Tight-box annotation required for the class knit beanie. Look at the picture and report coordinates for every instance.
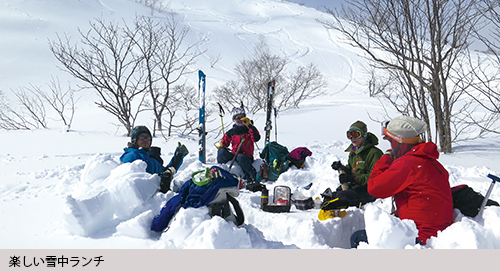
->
[232,107,246,120]
[130,126,152,141]
[386,116,426,139]
[348,120,367,137]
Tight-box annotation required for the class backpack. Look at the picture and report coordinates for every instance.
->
[207,187,245,226]
[257,141,290,182]
[151,166,244,232]
[451,184,499,217]
[289,147,312,168]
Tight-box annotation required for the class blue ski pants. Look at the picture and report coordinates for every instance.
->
[217,147,257,181]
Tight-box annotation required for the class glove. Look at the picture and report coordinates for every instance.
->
[384,149,395,159]
[215,141,224,149]
[339,173,355,191]
[331,161,343,171]
[159,166,176,193]
[339,172,355,185]
[240,117,251,127]
[175,142,189,157]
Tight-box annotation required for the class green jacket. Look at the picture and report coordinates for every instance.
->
[343,132,383,187]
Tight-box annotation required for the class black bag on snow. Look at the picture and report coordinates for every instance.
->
[262,185,291,213]
[451,184,499,217]
[292,197,314,210]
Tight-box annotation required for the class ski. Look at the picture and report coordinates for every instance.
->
[264,81,275,145]
[198,70,206,163]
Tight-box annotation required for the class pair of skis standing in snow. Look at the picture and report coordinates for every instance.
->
[199,71,278,186]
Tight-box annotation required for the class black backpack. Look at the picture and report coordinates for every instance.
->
[451,184,499,217]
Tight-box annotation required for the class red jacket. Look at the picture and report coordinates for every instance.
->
[368,141,453,243]
[221,124,260,158]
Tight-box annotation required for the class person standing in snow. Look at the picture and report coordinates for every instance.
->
[216,107,261,184]
[322,120,383,210]
[120,125,189,193]
[352,116,453,247]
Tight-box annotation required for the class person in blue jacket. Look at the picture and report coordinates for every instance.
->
[120,125,189,193]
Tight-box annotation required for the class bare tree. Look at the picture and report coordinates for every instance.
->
[126,14,205,135]
[463,4,500,135]
[0,87,49,130]
[159,84,202,137]
[0,91,32,130]
[321,0,491,153]
[50,17,148,136]
[30,76,79,131]
[0,78,79,131]
[210,54,222,68]
[213,37,327,113]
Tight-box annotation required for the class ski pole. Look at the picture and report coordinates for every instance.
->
[478,173,499,215]
[218,102,225,135]
[273,107,277,142]
[229,138,245,170]
[254,141,260,151]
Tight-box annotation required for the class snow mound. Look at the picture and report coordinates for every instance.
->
[63,154,162,237]
[359,203,418,249]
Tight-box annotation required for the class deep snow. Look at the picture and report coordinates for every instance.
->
[1,0,500,252]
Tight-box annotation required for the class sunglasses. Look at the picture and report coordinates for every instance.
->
[138,135,152,141]
[346,129,363,139]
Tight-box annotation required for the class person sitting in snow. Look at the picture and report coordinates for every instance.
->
[120,125,189,193]
[351,116,454,247]
[322,120,383,211]
[215,107,261,184]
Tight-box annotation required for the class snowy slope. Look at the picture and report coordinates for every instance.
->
[1,0,500,251]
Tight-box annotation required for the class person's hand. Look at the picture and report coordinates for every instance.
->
[240,117,251,127]
[159,166,176,193]
[339,173,355,185]
[215,141,224,149]
[331,161,343,171]
[176,142,189,157]
[384,149,395,159]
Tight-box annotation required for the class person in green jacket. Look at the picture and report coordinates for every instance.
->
[321,120,383,210]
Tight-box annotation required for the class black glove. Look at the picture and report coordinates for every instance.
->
[339,173,355,185]
[159,174,172,193]
[331,161,343,171]
[159,167,175,193]
[148,146,164,165]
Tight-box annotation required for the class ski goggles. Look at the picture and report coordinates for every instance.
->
[234,114,245,120]
[138,135,152,141]
[346,127,364,139]
[381,120,421,144]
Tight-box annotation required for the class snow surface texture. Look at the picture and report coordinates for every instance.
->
[1,0,500,249]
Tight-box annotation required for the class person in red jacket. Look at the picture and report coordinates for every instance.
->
[351,116,453,247]
[216,107,261,183]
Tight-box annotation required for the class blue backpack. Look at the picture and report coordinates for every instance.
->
[151,166,244,232]
[257,141,290,182]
